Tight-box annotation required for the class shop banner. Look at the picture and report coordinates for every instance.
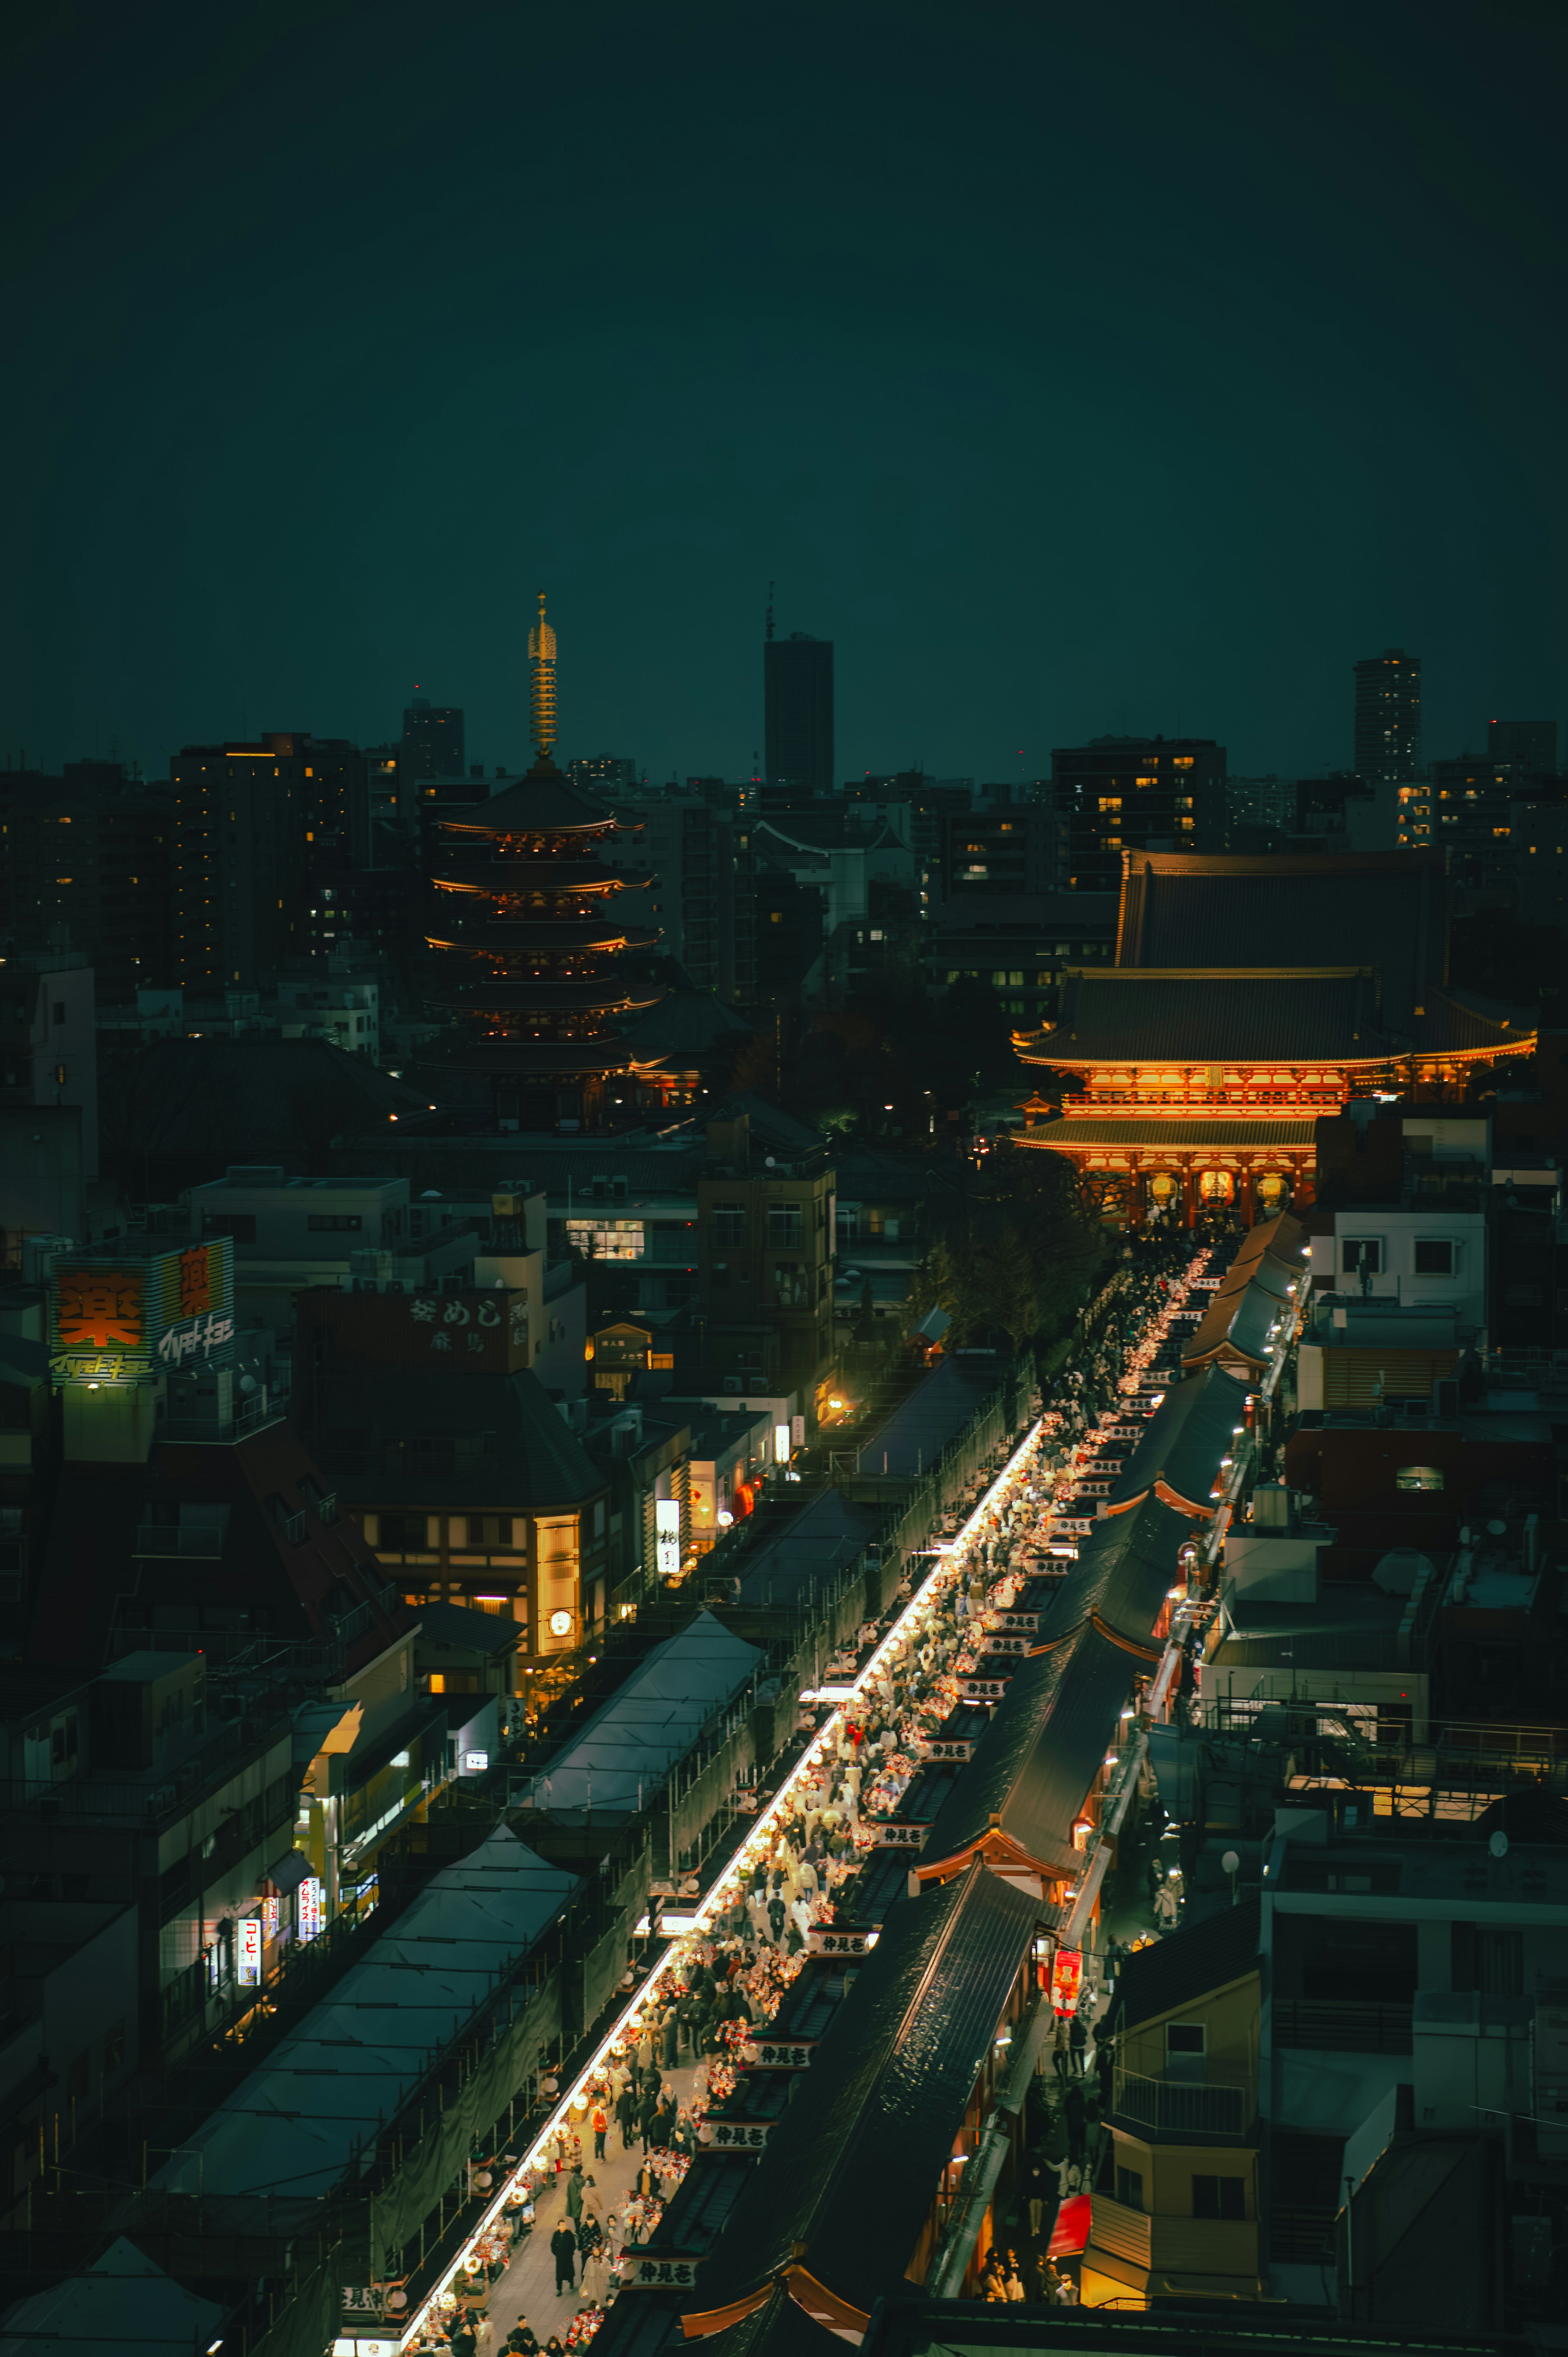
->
[806,1924,874,1955]
[706,2119,773,2150]
[742,2038,815,2067]
[875,1822,924,1848]
[623,2255,702,2290]
[959,1676,1011,1701]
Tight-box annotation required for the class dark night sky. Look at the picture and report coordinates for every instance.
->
[5,0,1566,785]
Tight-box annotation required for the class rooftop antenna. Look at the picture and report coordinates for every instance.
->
[765,582,775,642]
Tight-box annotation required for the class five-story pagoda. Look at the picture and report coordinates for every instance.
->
[425,595,664,1130]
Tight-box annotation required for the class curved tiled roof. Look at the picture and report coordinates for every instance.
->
[1023,968,1381,1065]
[1116,849,1443,1025]
[439,769,617,836]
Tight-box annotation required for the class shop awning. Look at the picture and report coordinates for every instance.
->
[521,1610,762,1818]
[153,1826,575,2203]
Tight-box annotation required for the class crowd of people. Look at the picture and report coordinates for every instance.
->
[412,1235,1208,2345]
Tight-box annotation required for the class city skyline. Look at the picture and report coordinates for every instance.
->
[4,4,1565,785]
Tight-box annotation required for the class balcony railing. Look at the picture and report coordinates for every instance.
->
[1111,2067,1253,2139]
[134,1522,227,1559]
[1273,1996,1413,2054]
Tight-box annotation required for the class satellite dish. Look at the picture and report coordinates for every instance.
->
[1221,1849,1240,1874]
[765,1155,776,1167]
[1486,1519,1507,1537]
[1489,1830,1509,1859]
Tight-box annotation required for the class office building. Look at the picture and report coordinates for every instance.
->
[696,1108,835,1401]
[940,800,1057,899]
[170,737,310,990]
[1051,736,1227,894]
[567,753,638,793]
[0,763,175,1004]
[400,695,465,783]
[0,943,99,1188]
[606,794,758,1005]
[764,628,834,795]
[1488,716,1556,773]
[1353,647,1421,782]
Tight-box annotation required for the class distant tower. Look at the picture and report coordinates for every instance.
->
[764,622,835,795]
[528,591,559,770]
[423,595,664,1132]
[1353,648,1422,783]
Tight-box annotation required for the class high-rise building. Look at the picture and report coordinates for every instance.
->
[170,738,309,990]
[1488,717,1557,774]
[423,596,665,1131]
[1353,647,1422,782]
[400,694,465,783]
[1051,737,1227,894]
[568,754,638,794]
[0,762,174,1003]
[764,629,834,795]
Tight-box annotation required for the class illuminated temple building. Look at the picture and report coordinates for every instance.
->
[425,596,666,1131]
[1015,848,1536,1223]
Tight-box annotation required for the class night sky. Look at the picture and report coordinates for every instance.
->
[6,1,1565,785]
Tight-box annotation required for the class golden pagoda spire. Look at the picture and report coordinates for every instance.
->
[528,589,559,769]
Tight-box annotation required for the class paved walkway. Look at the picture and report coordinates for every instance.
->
[478,2059,702,2345]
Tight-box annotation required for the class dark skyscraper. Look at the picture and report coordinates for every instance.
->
[1353,648,1422,783]
[1488,717,1557,774]
[401,693,465,782]
[764,629,834,795]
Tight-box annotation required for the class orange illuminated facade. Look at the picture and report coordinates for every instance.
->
[1014,850,1535,1225]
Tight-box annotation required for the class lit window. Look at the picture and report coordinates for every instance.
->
[1394,1465,1443,1491]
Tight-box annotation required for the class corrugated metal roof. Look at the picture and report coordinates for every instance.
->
[734,1489,875,1609]
[860,1358,995,1479]
[519,1610,762,1815]
[151,1827,575,2202]
[1019,1117,1319,1147]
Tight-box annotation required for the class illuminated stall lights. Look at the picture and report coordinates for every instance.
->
[393,1264,1199,2351]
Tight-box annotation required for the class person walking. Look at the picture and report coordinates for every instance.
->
[1022,2151,1048,2240]
[566,2165,586,2227]
[1064,2081,1087,2171]
[549,2221,577,2297]
[1052,2012,1070,2081]
[615,2083,637,2151]
[590,2101,608,2161]
[662,2004,680,2072]
[1068,2008,1088,2076]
